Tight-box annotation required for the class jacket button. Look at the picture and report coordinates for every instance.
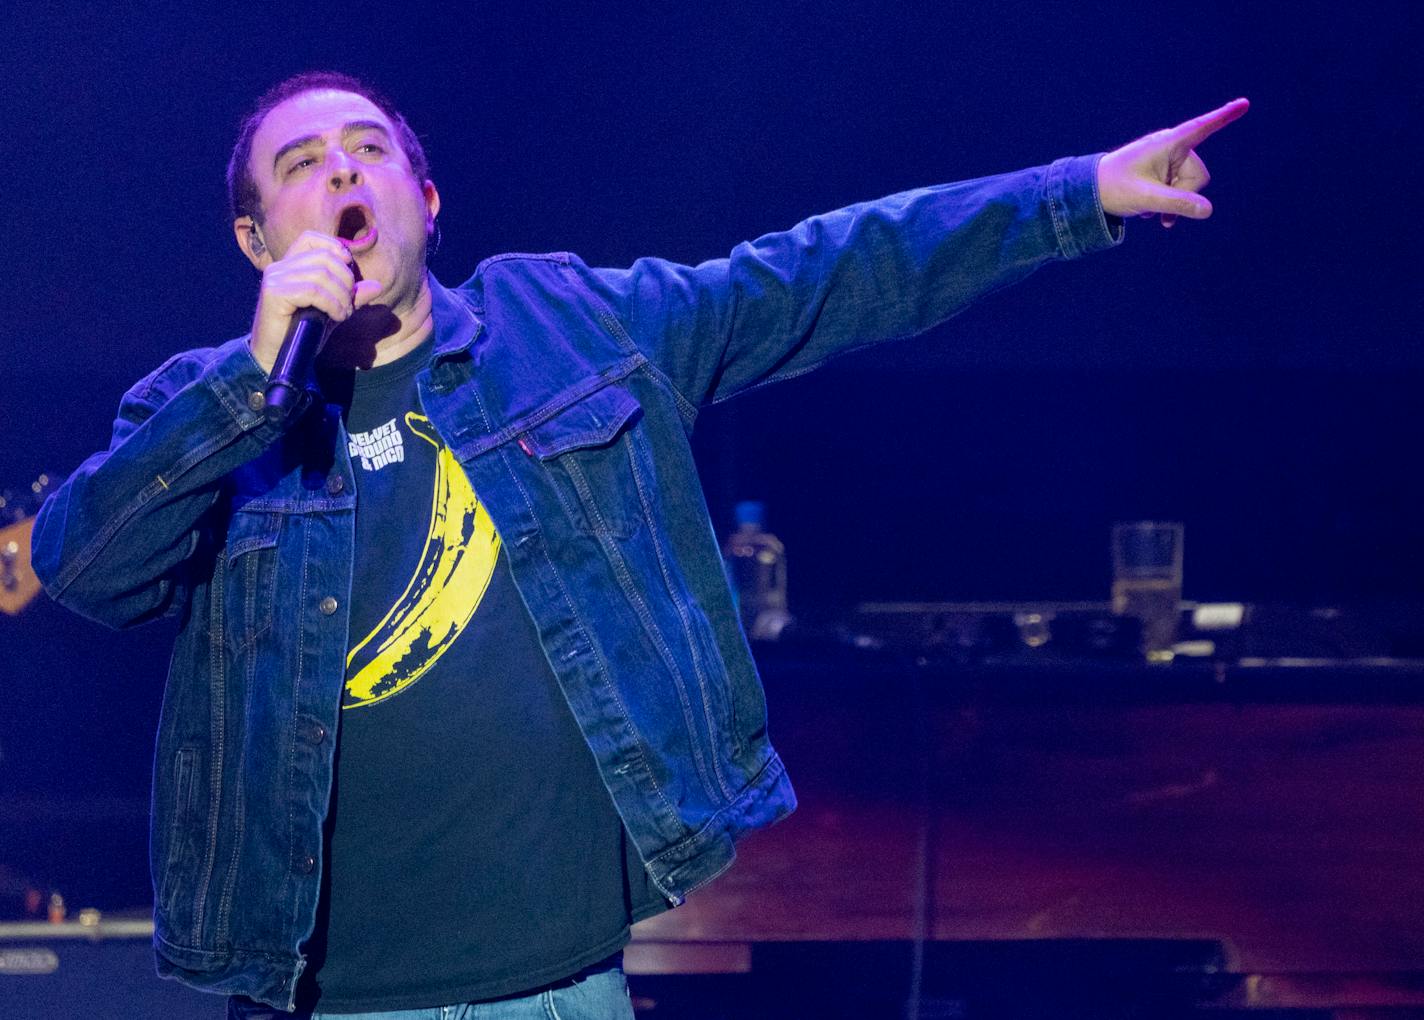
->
[326,474,344,495]
[319,596,338,615]
[247,390,266,412]
[307,722,327,744]
[299,854,316,874]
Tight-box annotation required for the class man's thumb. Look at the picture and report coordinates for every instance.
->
[354,279,385,307]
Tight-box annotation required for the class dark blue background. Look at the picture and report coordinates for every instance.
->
[1,1,1419,908]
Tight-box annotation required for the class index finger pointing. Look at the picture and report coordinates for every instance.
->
[1169,97,1250,149]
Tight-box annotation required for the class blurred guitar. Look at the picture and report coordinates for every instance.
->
[0,473,54,615]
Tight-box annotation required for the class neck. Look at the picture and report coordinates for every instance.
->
[321,274,435,371]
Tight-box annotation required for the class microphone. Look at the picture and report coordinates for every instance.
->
[263,308,330,424]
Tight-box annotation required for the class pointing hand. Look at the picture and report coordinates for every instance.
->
[1097,98,1249,229]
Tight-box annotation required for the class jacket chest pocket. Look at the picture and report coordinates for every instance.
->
[520,386,647,540]
[223,510,282,651]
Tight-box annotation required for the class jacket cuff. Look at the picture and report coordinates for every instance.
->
[201,339,289,438]
[1047,153,1125,259]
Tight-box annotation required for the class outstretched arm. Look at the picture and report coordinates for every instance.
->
[585,99,1253,408]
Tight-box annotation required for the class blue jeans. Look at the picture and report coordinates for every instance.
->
[226,955,635,1020]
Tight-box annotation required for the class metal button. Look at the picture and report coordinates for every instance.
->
[307,722,327,745]
[247,390,266,412]
[325,474,344,495]
[319,596,338,615]
[299,854,316,874]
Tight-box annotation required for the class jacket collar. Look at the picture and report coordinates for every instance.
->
[428,273,484,360]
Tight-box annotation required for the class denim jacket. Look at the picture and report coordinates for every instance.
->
[32,155,1120,1009]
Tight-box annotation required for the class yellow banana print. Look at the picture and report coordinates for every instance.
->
[344,413,500,708]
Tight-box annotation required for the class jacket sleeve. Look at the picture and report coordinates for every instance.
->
[589,154,1122,410]
[31,340,285,629]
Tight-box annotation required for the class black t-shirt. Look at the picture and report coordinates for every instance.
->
[297,340,662,1014]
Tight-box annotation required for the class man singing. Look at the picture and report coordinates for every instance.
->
[31,71,1246,1018]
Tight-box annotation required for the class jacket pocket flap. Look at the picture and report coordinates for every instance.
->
[522,386,642,460]
[225,511,281,563]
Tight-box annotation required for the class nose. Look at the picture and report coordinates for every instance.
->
[327,155,361,193]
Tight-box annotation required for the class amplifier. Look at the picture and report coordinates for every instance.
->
[846,601,1142,660]
[0,919,219,1019]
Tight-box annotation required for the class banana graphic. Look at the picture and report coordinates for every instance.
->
[344,413,500,708]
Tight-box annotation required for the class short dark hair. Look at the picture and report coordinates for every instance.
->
[226,71,431,224]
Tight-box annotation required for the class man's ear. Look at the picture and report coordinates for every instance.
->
[234,216,272,270]
[423,180,441,232]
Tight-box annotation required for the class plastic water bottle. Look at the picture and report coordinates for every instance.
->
[722,501,790,641]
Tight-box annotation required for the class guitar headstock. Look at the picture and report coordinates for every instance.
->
[1,473,56,616]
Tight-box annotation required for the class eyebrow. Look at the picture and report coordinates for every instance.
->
[270,120,394,176]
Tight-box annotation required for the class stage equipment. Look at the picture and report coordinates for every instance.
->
[0,917,214,1019]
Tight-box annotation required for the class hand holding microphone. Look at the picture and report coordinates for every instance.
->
[248,230,383,421]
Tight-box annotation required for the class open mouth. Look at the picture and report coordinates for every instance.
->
[334,204,378,252]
